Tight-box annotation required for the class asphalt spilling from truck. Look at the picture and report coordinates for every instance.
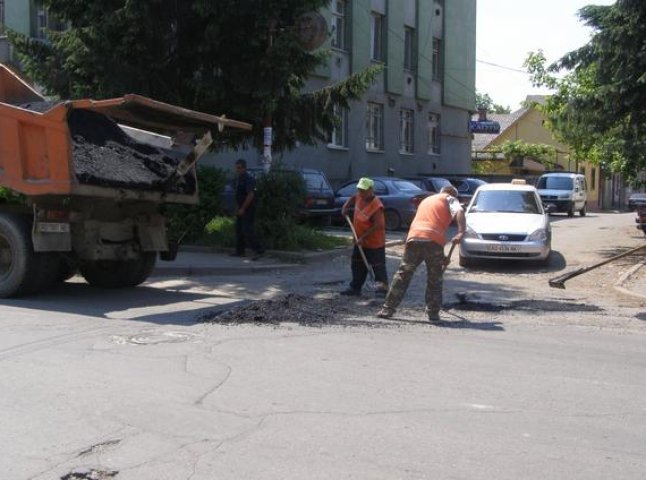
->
[20,102,195,194]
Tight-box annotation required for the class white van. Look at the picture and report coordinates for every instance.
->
[536,172,587,217]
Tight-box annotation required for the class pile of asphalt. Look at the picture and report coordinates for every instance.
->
[19,102,195,195]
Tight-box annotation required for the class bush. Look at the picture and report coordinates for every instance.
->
[0,187,26,205]
[164,165,228,243]
[254,168,307,250]
[204,215,349,251]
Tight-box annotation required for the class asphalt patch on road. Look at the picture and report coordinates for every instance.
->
[61,468,118,480]
[446,296,604,313]
[198,293,398,328]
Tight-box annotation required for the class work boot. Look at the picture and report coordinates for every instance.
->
[340,288,361,296]
[376,306,395,319]
[425,309,441,323]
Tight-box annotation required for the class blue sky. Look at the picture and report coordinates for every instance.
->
[476,0,615,111]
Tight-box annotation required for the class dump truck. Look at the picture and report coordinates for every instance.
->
[0,64,251,297]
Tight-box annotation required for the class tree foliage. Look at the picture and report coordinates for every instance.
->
[487,140,557,167]
[525,0,646,182]
[475,91,511,114]
[8,0,381,153]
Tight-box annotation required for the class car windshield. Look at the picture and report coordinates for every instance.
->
[302,172,331,191]
[536,176,573,190]
[469,190,541,214]
[393,180,423,192]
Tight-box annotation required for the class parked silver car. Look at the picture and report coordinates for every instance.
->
[459,182,552,267]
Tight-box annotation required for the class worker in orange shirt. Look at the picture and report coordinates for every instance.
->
[340,177,388,297]
[377,185,465,322]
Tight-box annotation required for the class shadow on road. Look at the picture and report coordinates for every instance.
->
[1,281,236,326]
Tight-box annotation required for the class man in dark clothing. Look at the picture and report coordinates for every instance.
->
[232,159,264,260]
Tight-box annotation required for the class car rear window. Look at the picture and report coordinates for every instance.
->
[302,172,332,191]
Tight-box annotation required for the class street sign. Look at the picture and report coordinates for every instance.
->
[469,120,501,134]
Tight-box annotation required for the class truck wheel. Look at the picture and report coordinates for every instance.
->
[0,213,42,297]
[80,252,156,288]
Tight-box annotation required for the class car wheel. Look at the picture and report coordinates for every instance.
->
[567,203,575,217]
[459,254,473,268]
[579,203,586,217]
[384,209,401,231]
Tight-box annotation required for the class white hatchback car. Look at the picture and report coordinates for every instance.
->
[459,182,552,267]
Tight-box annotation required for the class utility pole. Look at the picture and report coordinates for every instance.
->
[260,12,326,173]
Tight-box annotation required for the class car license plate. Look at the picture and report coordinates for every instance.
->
[315,199,328,206]
[487,244,519,252]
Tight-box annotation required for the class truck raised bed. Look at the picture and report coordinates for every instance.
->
[0,64,250,297]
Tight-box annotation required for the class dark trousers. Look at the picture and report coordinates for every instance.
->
[383,240,445,316]
[234,209,263,255]
[350,246,388,291]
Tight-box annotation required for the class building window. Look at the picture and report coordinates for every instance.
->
[328,106,348,147]
[404,27,415,71]
[366,102,384,151]
[35,7,67,39]
[432,37,442,80]
[400,109,415,153]
[370,13,384,62]
[428,113,441,154]
[331,0,346,50]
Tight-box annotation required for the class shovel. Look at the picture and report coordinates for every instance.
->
[548,244,646,289]
[442,242,457,273]
[344,215,377,291]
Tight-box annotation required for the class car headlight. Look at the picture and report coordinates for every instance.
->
[527,228,548,241]
[462,225,480,240]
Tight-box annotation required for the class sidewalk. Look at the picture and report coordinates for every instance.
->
[152,229,406,277]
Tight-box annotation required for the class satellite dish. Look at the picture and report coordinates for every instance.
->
[295,12,328,51]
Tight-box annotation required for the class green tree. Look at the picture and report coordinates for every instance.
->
[475,91,511,114]
[525,0,646,182]
[8,0,381,153]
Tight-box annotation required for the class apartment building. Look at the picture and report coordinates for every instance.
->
[0,0,477,185]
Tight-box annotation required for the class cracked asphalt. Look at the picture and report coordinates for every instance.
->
[0,212,644,480]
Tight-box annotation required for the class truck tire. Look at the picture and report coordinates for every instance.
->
[79,252,156,288]
[0,213,43,297]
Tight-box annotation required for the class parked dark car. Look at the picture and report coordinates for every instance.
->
[222,167,336,222]
[333,177,430,230]
[406,176,453,194]
[447,177,488,206]
[627,192,646,211]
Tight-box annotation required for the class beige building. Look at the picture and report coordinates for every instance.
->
[471,96,600,210]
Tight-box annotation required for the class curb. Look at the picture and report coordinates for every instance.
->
[613,259,646,300]
[151,239,405,277]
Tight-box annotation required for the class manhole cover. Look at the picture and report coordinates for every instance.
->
[112,331,198,345]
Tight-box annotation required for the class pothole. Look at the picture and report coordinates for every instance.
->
[61,468,118,480]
